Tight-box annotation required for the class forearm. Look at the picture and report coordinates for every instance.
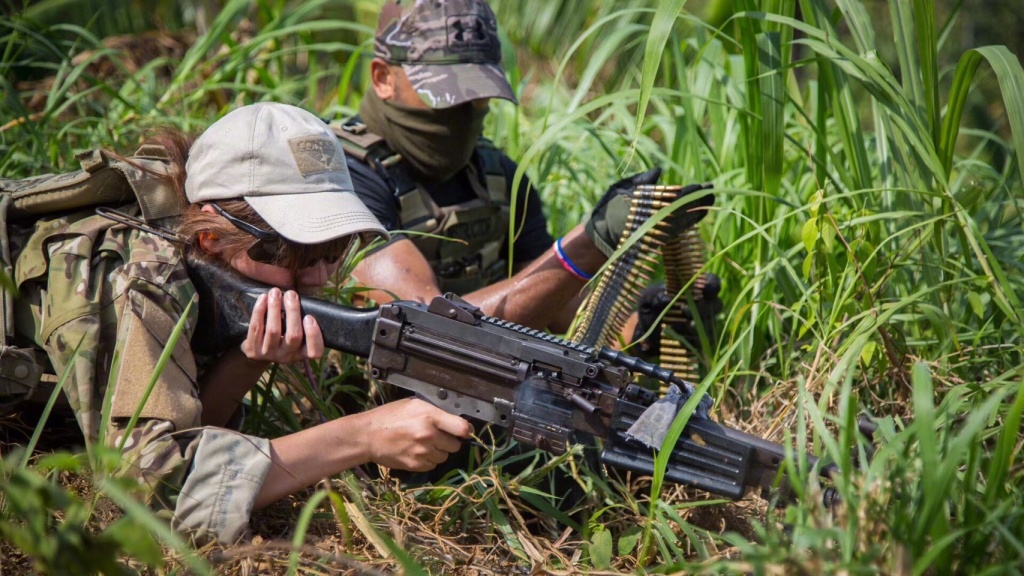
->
[254,415,370,509]
[465,224,602,329]
[199,348,270,427]
[254,398,469,508]
[351,227,606,330]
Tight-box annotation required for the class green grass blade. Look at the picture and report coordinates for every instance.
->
[792,0,873,189]
[757,31,784,197]
[633,0,688,151]
[912,0,940,150]
[735,0,762,192]
[953,46,1024,183]
[890,0,924,124]
[983,382,1024,508]
[19,335,87,469]
[288,490,330,574]
[834,0,876,53]
[939,50,985,175]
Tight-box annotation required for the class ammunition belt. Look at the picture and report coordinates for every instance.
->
[572,184,709,384]
[659,224,706,382]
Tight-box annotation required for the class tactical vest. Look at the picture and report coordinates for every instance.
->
[0,145,177,410]
[331,118,511,295]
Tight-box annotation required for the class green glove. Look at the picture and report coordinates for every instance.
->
[584,168,715,257]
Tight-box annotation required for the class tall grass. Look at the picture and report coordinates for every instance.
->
[2,0,1023,573]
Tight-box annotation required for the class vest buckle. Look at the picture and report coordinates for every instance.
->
[341,119,367,135]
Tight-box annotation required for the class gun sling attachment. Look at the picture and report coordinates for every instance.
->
[190,258,841,504]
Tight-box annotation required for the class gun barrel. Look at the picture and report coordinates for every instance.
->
[603,399,753,499]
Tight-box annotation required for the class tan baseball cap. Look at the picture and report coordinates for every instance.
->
[185,103,389,244]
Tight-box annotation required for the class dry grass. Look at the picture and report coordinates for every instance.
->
[198,375,820,575]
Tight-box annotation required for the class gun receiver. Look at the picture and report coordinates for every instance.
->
[189,258,831,503]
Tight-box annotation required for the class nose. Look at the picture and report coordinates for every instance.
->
[296,259,341,292]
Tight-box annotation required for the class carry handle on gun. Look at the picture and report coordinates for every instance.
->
[189,257,836,504]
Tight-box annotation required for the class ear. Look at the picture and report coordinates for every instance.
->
[369,58,396,100]
[198,204,224,254]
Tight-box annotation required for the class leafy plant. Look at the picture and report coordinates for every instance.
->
[1,451,157,576]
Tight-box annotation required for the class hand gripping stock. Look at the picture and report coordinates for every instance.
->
[188,257,839,504]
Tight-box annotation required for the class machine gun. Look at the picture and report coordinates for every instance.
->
[189,257,840,504]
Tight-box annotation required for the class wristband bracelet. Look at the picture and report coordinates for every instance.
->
[553,237,593,281]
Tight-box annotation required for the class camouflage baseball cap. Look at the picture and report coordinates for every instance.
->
[374,0,517,109]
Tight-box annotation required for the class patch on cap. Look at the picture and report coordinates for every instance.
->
[289,135,345,176]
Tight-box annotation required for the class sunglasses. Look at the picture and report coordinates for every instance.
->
[209,203,349,270]
[209,202,285,265]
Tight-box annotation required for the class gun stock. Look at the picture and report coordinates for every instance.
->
[188,258,833,504]
[189,257,378,358]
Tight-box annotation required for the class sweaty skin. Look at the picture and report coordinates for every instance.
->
[355,225,599,330]
[352,60,601,331]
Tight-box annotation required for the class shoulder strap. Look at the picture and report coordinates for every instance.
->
[331,117,419,198]
[473,138,510,205]
[0,194,14,341]
[475,137,505,176]
[112,145,180,223]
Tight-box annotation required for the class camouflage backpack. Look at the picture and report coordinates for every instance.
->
[0,145,178,410]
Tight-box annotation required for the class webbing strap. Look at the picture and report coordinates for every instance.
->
[0,194,12,344]
[0,192,45,406]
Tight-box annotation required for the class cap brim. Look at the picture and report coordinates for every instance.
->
[402,62,518,109]
[244,190,389,245]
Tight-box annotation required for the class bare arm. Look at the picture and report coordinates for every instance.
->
[197,348,268,427]
[352,224,603,330]
[351,237,451,305]
[468,225,600,329]
[254,397,472,508]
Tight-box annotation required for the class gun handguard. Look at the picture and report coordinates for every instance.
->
[188,258,830,504]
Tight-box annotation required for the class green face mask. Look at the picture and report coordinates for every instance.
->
[360,90,488,183]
